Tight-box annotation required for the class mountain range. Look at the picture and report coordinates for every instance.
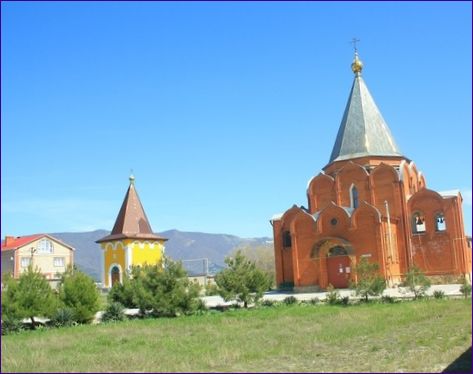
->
[52,230,273,281]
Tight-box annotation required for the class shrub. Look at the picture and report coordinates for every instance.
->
[204,283,219,296]
[309,297,320,305]
[459,278,472,299]
[340,296,350,306]
[102,302,126,323]
[108,276,138,308]
[115,259,202,318]
[261,299,276,307]
[403,266,431,300]
[1,316,24,335]
[433,290,445,299]
[216,251,272,308]
[350,258,386,302]
[381,295,395,304]
[51,307,76,327]
[325,284,340,305]
[1,267,58,328]
[59,267,100,324]
[283,296,298,305]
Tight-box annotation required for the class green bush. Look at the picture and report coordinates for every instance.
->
[433,290,445,299]
[204,283,219,296]
[112,259,202,318]
[340,296,350,306]
[1,267,58,328]
[381,295,395,304]
[309,297,320,305]
[51,307,76,327]
[261,299,276,307]
[325,284,340,305]
[459,278,471,299]
[108,275,138,308]
[283,296,298,305]
[350,258,386,302]
[403,266,431,300]
[1,316,24,335]
[102,302,126,323]
[216,251,272,308]
[59,267,100,324]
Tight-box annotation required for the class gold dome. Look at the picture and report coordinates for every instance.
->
[351,52,363,75]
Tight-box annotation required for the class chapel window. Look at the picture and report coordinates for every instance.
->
[412,212,426,233]
[283,231,292,248]
[435,213,446,232]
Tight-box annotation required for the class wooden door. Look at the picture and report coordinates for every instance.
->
[111,266,120,287]
[327,256,351,288]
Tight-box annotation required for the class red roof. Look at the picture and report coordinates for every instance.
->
[1,234,74,252]
[1,234,44,251]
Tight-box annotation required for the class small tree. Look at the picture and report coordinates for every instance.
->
[59,267,100,324]
[215,251,271,308]
[1,267,58,328]
[459,277,472,299]
[351,258,386,302]
[110,258,202,317]
[108,271,139,308]
[230,244,276,287]
[403,265,431,299]
[325,284,340,305]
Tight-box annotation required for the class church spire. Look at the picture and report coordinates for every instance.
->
[328,51,402,163]
[96,176,167,243]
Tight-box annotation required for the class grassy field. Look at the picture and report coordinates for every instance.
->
[2,299,471,372]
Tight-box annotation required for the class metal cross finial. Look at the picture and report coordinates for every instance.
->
[350,38,360,53]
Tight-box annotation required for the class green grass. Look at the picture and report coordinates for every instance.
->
[2,299,471,372]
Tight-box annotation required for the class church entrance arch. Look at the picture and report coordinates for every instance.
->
[311,238,354,289]
[327,246,351,288]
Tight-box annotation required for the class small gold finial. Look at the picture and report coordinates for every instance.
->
[351,51,363,75]
[350,38,363,76]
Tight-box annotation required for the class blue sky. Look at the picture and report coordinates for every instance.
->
[1,1,471,238]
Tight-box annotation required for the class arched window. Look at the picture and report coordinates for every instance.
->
[435,213,446,231]
[283,231,292,248]
[350,185,359,209]
[412,212,426,233]
[328,246,348,257]
[111,266,121,287]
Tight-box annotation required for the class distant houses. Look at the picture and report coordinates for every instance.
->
[1,234,74,287]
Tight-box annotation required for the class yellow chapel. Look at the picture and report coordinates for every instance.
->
[96,175,167,288]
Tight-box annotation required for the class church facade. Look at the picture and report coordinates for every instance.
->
[97,175,167,288]
[271,52,471,290]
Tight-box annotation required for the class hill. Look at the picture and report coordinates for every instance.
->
[52,229,272,281]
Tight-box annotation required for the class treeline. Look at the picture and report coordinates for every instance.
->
[1,252,272,334]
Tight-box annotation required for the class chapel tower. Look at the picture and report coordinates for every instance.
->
[97,175,167,288]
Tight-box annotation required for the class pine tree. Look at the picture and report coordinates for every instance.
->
[1,267,58,328]
[216,251,271,308]
[351,258,386,302]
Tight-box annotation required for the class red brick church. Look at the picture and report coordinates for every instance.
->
[271,51,471,290]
